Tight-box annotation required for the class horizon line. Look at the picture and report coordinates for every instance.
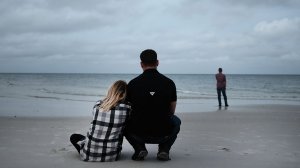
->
[0,72,299,75]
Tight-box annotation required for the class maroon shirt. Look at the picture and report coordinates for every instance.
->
[215,73,226,89]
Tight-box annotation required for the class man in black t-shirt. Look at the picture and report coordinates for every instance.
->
[125,49,181,161]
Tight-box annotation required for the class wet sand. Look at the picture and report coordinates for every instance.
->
[0,104,299,168]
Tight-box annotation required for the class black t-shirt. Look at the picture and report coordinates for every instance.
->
[126,69,177,136]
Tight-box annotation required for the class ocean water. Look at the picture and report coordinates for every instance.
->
[0,73,299,116]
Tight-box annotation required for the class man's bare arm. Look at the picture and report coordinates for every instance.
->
[170,101,177,115]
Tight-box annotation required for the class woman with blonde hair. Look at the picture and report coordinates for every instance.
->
[70,80,131,162]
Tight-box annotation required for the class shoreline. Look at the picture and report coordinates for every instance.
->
[1,94,300,117]
[0,104,300,168]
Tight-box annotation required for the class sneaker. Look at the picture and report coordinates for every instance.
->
[157,151,170,161]
[132,150,148,161]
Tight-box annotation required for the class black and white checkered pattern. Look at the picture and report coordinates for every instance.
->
[79,101,131,162]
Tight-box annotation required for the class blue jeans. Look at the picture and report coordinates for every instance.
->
[217,88,228,106]
[125,115,181,153]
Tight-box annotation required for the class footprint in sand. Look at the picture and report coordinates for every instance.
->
[52,147,69,153]
[218,147,230,152]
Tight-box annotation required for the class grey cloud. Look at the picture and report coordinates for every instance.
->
[0,0,299,74]
[254,18,300,35]
[0,0,141,36]
[0,10,107,35]
[207,0,300,8]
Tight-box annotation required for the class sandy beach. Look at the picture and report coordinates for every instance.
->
[0,104,299,168]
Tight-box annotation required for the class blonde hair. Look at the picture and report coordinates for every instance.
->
[99,80,127,112]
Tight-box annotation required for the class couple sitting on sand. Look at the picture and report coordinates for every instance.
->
[70,49,181,162]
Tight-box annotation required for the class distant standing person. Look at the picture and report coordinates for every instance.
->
[216,68,229,107]
[70,80,131,162]
[125,49,181,161]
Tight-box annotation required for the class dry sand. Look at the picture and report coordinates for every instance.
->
[0,104,299,168]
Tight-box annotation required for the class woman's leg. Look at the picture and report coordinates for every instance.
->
[221,88,228,106]
[70,134,85,153]
[217,89,222,106]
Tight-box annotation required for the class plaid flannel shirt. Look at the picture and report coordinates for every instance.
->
[79,101,131,162]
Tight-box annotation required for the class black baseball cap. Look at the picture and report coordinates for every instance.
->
[140,49,157,63]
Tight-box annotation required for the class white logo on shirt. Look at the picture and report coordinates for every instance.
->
[150,92,155,96]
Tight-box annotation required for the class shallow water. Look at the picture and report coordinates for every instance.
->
[0,73,299,116]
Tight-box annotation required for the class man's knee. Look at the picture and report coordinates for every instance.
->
[171,115,181,126]
[171,115,181,134]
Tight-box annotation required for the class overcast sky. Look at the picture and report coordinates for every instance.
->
[0,0,299,74]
